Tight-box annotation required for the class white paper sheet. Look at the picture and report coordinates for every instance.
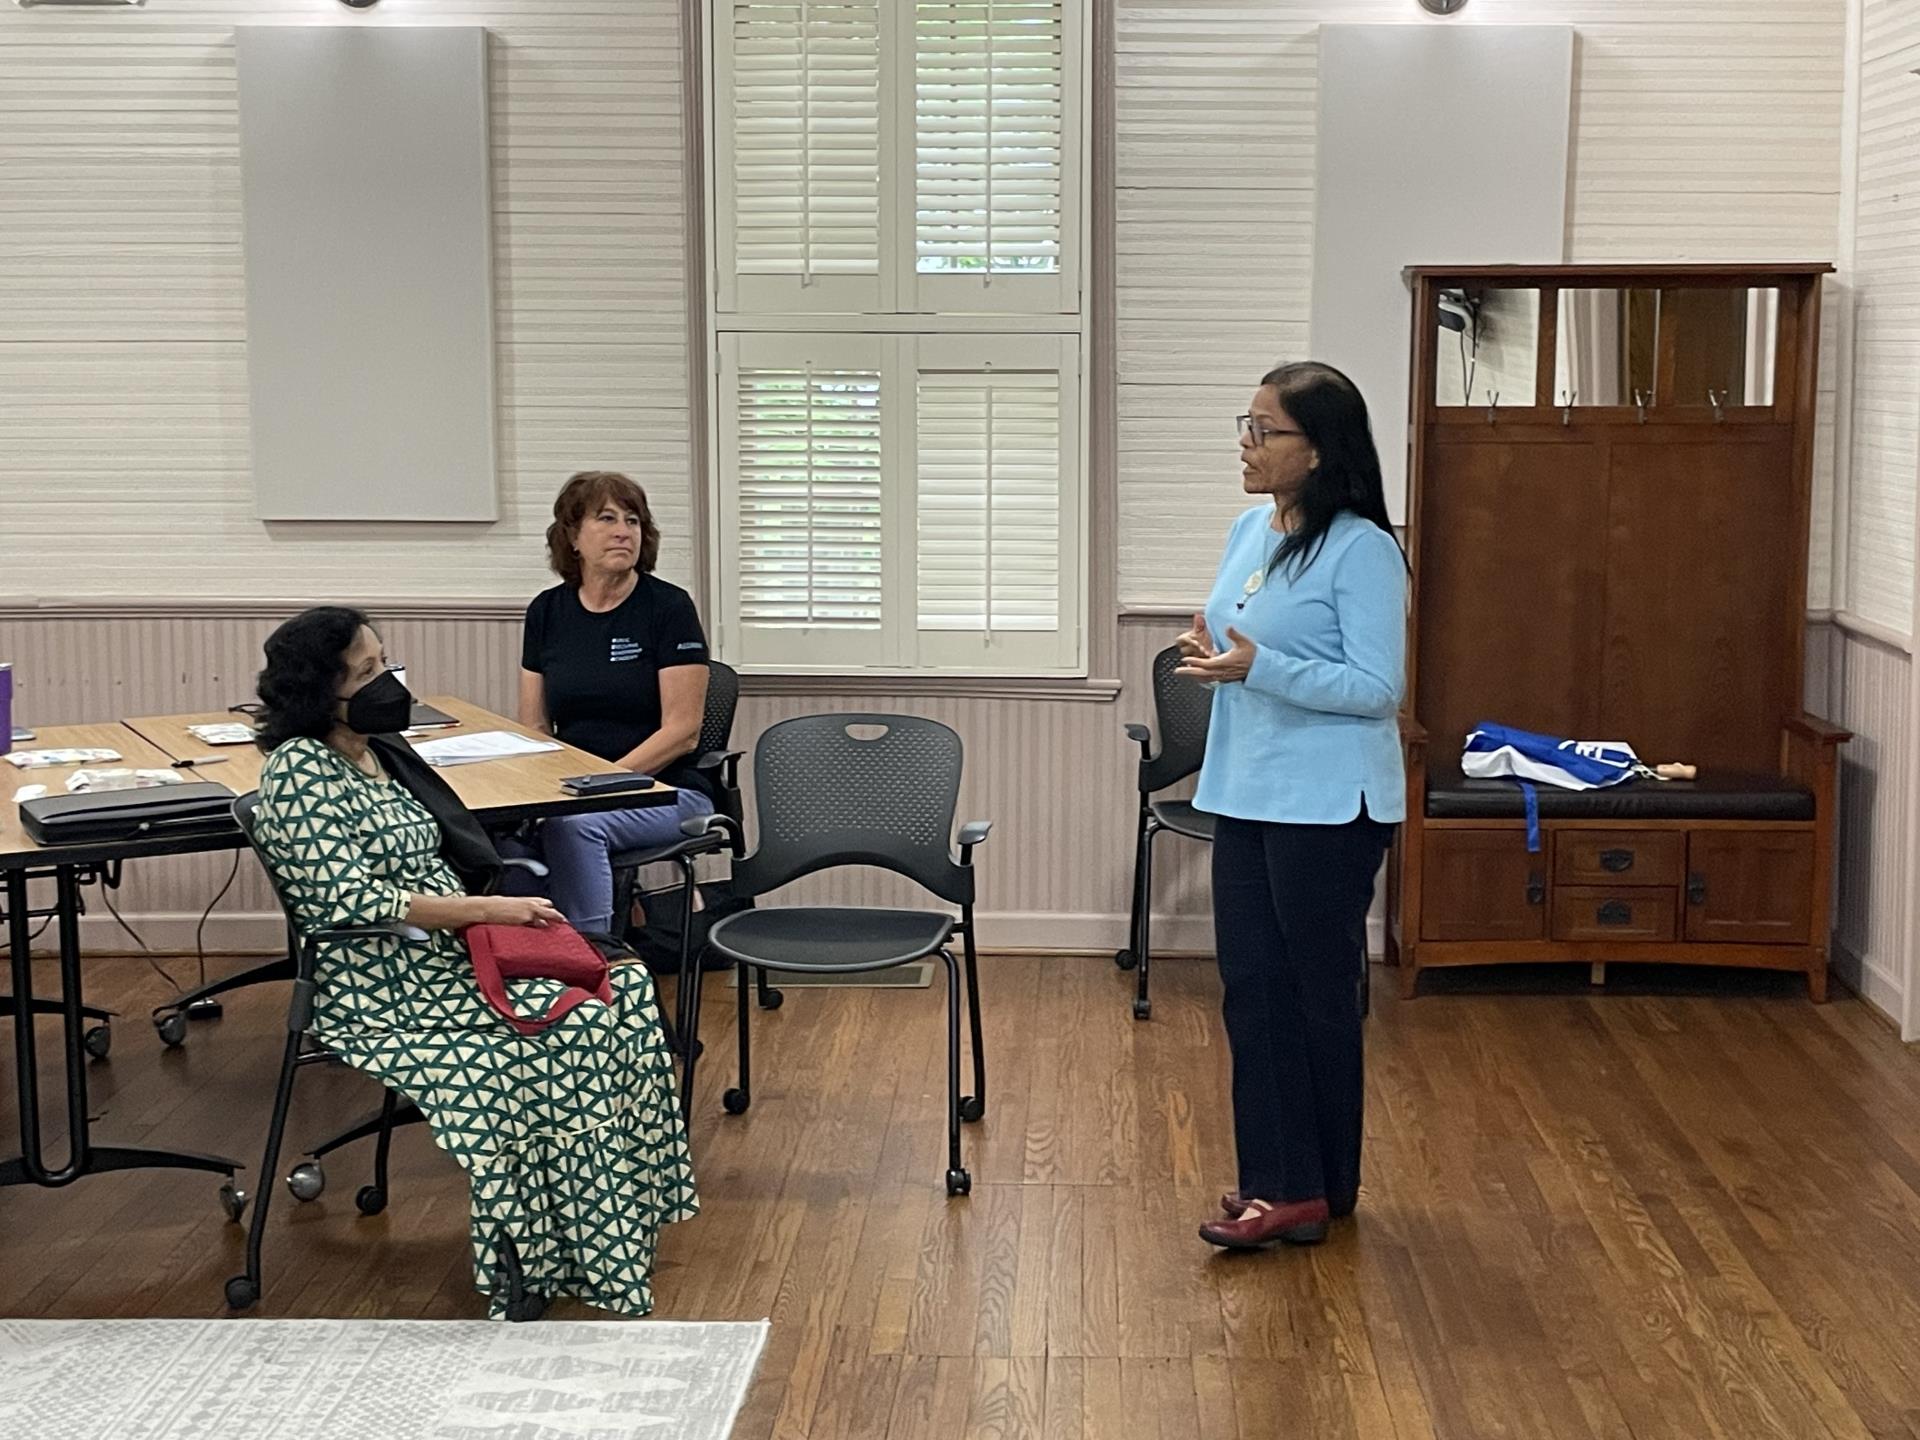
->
[411,730,561,767]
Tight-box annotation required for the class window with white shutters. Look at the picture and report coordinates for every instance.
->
[715,1,885,313]
[912,334,1079,668]
[909,1,1074,313]
[707,1,1087,675]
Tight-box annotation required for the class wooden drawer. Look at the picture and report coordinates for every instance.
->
[1685,831,1814,944]
[1551,887,1677,943]
[1554,830,1683,887]
[1421,830,1545,942]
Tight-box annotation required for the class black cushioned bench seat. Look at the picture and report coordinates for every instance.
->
[1425,760,1815,822]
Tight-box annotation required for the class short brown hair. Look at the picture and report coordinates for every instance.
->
[545,471,661,584]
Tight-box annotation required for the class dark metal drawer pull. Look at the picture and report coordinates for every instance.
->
[1687,873,1707,905]
[1599,848,1635,873]
[1526,871,1545,906]
[1596,900,1633,926]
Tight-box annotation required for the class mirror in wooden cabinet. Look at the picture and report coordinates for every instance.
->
[1431,287,1541,409]
[1552,287,1779,410]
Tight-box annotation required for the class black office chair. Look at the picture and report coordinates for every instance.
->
[1115,643,1215,1020]
[689,713,991,1196]
[225,792,549,1319]
[605,659,761,1117]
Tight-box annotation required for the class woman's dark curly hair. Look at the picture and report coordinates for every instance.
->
[254,606,373,753]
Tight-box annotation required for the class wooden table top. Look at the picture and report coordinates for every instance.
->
[124,695,673,821]
[1,723,235,863]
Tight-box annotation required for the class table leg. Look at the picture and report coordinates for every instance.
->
[1,864,240,1190]
[6,868,46,1178]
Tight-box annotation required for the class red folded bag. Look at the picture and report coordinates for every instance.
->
[464,921,613,1035]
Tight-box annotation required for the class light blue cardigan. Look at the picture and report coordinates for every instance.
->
[1191,505,1408,826]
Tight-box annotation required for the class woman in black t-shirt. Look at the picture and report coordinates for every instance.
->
[516,471,716,933]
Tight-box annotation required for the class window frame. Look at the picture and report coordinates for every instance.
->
[702,0,1093,679]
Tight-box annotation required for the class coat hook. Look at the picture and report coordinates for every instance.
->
[1485,390,1500,425]
[1560,388,1577,426]
[1707,387,1725,422]
[1634,388,1649,424]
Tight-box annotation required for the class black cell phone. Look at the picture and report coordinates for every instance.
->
[560,772,655,796]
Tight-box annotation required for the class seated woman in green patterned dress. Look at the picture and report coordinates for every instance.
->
[248,606,697,1319]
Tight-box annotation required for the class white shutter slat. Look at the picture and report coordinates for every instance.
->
[916,367,1062,632]
[735,365,884,627]
[725,2,882,286]
[914,1,1066,277]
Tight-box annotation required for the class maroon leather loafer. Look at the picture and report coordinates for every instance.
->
[1199,1196,1330,1249]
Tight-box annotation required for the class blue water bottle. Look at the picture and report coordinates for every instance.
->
[0,662,12,757]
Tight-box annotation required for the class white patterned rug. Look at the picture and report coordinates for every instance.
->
[0,1318,769,1440]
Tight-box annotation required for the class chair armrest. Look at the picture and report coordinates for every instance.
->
[310,921,430,946]
[500,856,549,879]
[683,811,745,859]
[1784,712,1851,747]
[957,819,994,867]
[299,920,430,980]
[613,829,732,868]
[1399,713,1429,828]
[696,748,743,783]
[286,921,426,1030]
[1122,722,1153,760]
[1782,712,1850,798]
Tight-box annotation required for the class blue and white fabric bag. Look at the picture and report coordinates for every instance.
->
[1461,721,1657,851]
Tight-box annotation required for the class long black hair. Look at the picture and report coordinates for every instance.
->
[1260,361,1402,581]
[254,606,373,753]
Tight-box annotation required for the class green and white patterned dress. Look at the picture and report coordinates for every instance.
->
[252,736,698,1318]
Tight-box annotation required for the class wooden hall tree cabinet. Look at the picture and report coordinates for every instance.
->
[1387,263,1849,1001]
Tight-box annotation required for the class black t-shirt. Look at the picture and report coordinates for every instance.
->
[520,577,715,800]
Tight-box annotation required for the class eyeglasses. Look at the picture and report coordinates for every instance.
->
[1236,415,1305,446]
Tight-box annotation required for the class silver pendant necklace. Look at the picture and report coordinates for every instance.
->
[1237,537,1283,611]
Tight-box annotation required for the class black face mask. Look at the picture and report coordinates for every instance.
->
[340,670,413,735]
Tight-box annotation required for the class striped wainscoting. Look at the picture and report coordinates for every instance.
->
[0,608,1883,1020]
[0,607,1217,958]
[1830,628,1913,1029]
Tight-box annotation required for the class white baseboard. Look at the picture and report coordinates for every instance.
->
[35,912,290,960]
[975,910,1386,959]
[40,909,1388,963]
[1830,934,1904,1028]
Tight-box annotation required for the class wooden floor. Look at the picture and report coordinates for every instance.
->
[5,952,1920,1439]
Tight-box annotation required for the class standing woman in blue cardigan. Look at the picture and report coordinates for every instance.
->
[1176,361,1408,1249]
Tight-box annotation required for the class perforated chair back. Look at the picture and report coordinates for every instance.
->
[733,713,973,907]
[1139,643,1213,793]
[699,660,740,757]
[232,791,293,920]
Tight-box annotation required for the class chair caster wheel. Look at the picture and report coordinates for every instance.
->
[759,988,784,1011]
[287,1161,325,1202]
[1114,949,1138,971]
[225,1276,259,1312]
[1132,997,1151,1021]
[354,1185,387,1217]
[84,1024,112,1061]
[959,1096,985,1123]
[945,1168,972,1197]
[219,1181,248,1223]
[722,1088,750,1115]
[155,1012,187,1049]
